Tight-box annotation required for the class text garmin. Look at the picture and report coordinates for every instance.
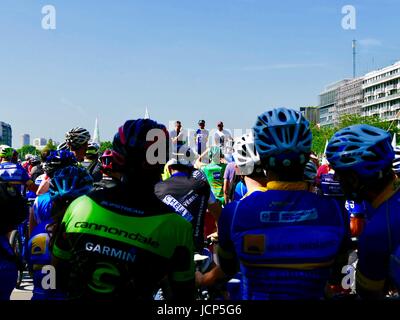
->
[74,222,160,248]
[85,242,136,263]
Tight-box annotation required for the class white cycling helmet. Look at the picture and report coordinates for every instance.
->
[169,146,196,168]
[232,132,264,176]
[393,146,400,175]
[65,127,91,150]
[57,141,69,151]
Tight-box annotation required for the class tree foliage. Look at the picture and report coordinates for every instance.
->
[311,114,400,156]
[100,141,113,154]
[17,145,39,160]
[45,139,58,151]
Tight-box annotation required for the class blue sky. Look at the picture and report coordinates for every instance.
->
[1,0,399,147]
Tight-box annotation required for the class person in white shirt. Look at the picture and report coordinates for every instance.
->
[214,121,233,154]
[194,120,209,156]
[170,120,188,153]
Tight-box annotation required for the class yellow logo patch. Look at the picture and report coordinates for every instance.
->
[243,234,265,255]
[31,234,48,255]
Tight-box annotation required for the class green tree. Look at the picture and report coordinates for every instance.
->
[311,123,335,156]
[311,114,400,155]
[45,139,57,151]
[100,141,112,154]
[17,145,39,160]
[338,114,400,137]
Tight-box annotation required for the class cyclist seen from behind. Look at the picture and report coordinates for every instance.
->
[0,145,38,194]
[28,165,93,300]
[155,147,221,252]
[51,119,195,300]
[65,127,91,163]
[326,124,400,298]
[82,142,102,183]
[217,108,347,300]
[202,146,227,205]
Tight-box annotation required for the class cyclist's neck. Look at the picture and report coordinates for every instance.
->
[369,176,400,208]
[244,176,268,191]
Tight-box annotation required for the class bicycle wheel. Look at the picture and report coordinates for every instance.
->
[9,230,24,288]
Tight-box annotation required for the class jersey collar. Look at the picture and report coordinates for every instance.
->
[266,181,309,191]
[242,186,268,199]
[171,172,189,178]
[371,177,400,209]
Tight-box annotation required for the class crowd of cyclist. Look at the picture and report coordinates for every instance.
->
[0,108,400,300]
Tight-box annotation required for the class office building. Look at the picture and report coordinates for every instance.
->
[0,121,12,146]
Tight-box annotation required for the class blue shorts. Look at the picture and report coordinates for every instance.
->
[0,258,17,300]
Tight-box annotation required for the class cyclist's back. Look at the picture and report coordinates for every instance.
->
[52,119,195,300]
[202,147,227,203]
[326,124,400,297]
[217,108,346,300]
[219,182,344,299]
[53,184,193,299]
[0,160,30,189]
[155,162,211,252]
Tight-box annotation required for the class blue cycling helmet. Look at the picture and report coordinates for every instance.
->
[49,166,93,201]
[326,124,394,178]
[113,119,170,170]
[303,160,317,183]
[253,108,312,169]
[43,150,78,177]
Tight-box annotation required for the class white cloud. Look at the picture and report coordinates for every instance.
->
[358,38,382,47]
[60,97,87,117]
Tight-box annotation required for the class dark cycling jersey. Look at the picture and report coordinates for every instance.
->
[93,176,119,190]
[319,173,343,197]
[218,181,346,300]
[30,164,44,182]
[357,180,400,293]
[52,184,195,300]
[154,170,211,252]
[0,180,27,234]
[0,180,24,300]
[82,160,102,183]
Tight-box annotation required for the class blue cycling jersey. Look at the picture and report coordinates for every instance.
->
[33,193,53,225]
[0,162,30,183]
[0,235,17,300]
[218,181,345,300]
[0,162,30,194]
[233,181,247,201]
[345,200,366,216]
[28,193,64,299]
[390,246,400,291]
[357,181,400,292]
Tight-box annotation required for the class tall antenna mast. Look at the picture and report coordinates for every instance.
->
[352,39,356,78]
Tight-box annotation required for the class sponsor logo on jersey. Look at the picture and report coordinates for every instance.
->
[85,242,136,262]
[243,234,265,254]
[260,209,318,223]
[74,222,160,248]
[162,195,193,222]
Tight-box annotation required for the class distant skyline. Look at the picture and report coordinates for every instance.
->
[1,0,399,147]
